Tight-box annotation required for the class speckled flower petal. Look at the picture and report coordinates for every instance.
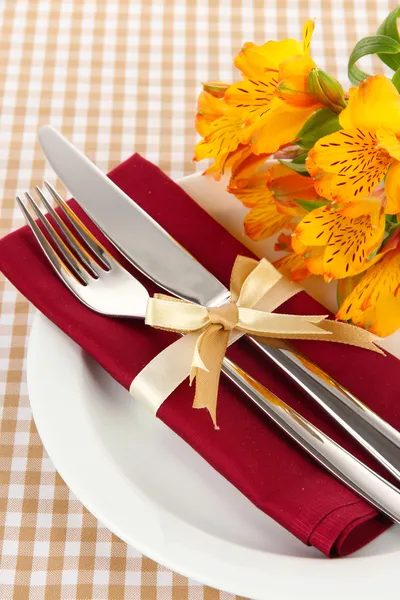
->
[385,160,400,215]
[337,249,400,336]
[308,128,391,202]
[294,205,385,278]
[229,173,269,207]
[244,188,293,240]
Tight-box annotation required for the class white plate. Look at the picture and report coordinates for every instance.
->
[27,174,400,599]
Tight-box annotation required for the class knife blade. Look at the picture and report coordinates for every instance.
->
[38,125,400,486]
[38,126,229,309]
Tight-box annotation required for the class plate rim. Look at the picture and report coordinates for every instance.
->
[27,312,400,599]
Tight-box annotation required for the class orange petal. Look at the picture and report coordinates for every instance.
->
[202,154,231,181]
[291,231,307,254]
[336,273,365,307]
[277,55,319,108]
[229,173,269,207]
[275,199,306,217]
[339,75,400,134]
[267,163,320,202]
[306,155,337,201]
[224,73,278,121]
[274,231,293,252]
[244,190,293,240]
[338,197,383,219]
[303,246,325,276]
[377,127,400,161]
[302,19,315,55]
[194,113,245,162]
[245,99,316,155]
[230,150,269,184]
[385,160,400,215]
[273,252,312,282]
[337,249,400,336]
[196,114,211,138]
[233,163,310,218]
[294,205,385,278]
[305,155,321,178]
[277,76,320,108]
[201,144,252,181]
[234,39,302,78]
[279,55,316,80]
[308,128,391,201]
[195,90,227,136]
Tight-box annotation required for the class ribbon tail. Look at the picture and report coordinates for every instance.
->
[321,321,385,354]
[192,324,230,430]
[190,330,209,384]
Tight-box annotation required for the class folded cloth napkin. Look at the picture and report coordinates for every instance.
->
[1,154,399,557]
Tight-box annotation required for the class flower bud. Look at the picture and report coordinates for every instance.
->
[308,68,346,113]
[202,81,230,98]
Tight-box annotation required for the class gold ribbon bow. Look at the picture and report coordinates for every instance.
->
[145,256,381,428]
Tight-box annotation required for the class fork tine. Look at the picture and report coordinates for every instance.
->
[24,192,90,284]
[16,196,86,288]
[44,181,111,270]
[34,186,101,279]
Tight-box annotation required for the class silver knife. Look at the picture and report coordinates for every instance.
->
[38,125,400,488]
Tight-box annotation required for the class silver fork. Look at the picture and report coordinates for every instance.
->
[17,183,149,318]
[17,183,400,525]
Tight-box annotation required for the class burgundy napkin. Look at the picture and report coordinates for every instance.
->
[1,154,399,557]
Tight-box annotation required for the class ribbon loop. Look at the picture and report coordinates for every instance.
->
[140,255,381,428]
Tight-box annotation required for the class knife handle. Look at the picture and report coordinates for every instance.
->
[248,336,400,484]
[221,357,400,525]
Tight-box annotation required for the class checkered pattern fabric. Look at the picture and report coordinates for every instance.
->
[0,1,396,598]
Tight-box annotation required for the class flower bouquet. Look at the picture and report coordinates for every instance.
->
[194,8,400,338]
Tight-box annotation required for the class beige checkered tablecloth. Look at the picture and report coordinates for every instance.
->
[0,1,397,598]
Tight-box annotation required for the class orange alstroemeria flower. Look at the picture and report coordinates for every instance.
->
[194,87,256,179]
[194,20,321,178]
[292,199,385,280]
[307,75,400,215]
[337,234,400,336]
[230,174,295,240]
[226,20,318,155]
[229,165,312,241]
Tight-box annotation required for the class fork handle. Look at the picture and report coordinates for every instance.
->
[221,357,400,525]
[249,336,400,483]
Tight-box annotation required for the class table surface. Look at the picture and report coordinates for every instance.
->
[0,1,397,598]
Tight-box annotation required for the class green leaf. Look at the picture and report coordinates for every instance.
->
[377,8,400,39]
[296,108,342,150]
[278,157,309,174]
[384,214,400,244]
[291,152,308,165]
[348,35,400,85]
[337,273,365,309]
[393,67,400,91]
[367,247,379,262]
[377,8,400,70]
[385,213,398,225]
[295,198,330,212]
